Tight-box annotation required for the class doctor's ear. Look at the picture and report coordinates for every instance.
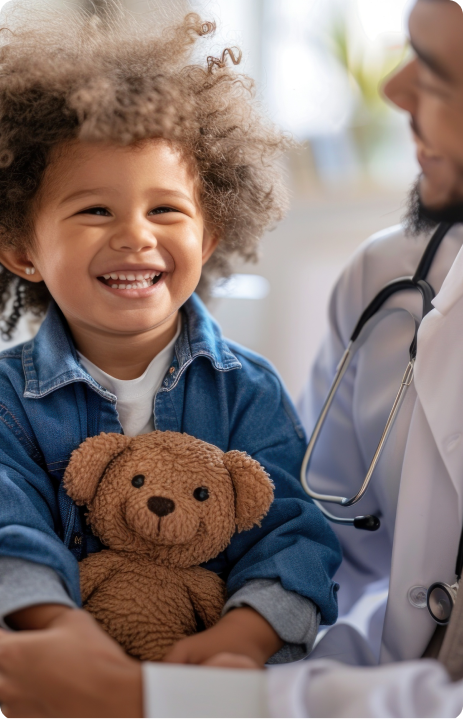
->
[0,247,43,282]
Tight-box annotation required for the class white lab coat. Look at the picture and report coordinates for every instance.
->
[143,223,463,717]
[294,221,463,713]
[288,225,463,718]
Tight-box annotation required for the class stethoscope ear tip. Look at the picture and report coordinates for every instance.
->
[353,515,381,531]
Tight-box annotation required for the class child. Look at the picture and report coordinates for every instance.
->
[0,3,341,666]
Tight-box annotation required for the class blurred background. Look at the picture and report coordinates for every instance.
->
[0,0,420,401]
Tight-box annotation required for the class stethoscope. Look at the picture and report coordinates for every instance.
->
[427,524,463,625]
[300,221,460,623]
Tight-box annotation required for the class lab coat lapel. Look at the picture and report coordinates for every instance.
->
[414,242,463,513]
[380,252,463,662]
[380,399,459,662]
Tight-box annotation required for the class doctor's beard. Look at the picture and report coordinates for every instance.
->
[405,178,463,235]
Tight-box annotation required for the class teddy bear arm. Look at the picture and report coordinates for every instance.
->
[183,568,227,629]
[79,550,121,603]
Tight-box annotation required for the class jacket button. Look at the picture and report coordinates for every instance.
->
[408,585,427,608]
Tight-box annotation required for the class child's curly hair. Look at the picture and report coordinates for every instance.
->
[0,2,290,339]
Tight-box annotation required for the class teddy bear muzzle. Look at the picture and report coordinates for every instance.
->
[147,496,175,517]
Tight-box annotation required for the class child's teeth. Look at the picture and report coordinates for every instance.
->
[103,272,161,288]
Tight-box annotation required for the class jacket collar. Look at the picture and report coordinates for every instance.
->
[22,294,241,399]
[177,294,242,372]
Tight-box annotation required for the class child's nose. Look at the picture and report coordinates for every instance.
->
[110,221,157,253]
[147,496,175,517]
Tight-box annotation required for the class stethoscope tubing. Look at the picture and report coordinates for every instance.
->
[300,220,463,626]
[300,223,452,529]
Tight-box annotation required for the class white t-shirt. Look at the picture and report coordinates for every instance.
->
[78,318,182,436]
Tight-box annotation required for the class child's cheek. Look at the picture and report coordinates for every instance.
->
[168,230,207,285]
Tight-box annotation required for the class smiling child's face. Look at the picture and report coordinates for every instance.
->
[17,139,216,342]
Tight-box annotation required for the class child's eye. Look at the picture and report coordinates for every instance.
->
[149,206,180,215]
[77,207,111,216]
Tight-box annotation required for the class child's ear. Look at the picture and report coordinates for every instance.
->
[201,228,219,265]
[0,247,43,282]
[63,433,132,506]
[222,450,274,532]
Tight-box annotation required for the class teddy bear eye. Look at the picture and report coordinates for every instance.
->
[131,474,145,488]
[193,487,209,502]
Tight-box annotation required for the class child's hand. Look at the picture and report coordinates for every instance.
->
[0,608,142,718]
[162,606,283,667]
[202,652,262,669]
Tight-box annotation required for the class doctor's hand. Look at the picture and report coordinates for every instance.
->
[162,606,282,668]
[0,608,143,718]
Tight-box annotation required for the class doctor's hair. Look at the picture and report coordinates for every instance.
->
[0,2,290,340]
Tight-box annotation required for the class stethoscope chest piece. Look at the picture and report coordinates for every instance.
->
[426,509,463,625]
[427,581,459,625]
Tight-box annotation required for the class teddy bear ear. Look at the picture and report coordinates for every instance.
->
[63,433,132,506]
[222,450,274,532]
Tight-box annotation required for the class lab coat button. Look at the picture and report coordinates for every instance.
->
[408,585,427,608]
[445,433,462,452]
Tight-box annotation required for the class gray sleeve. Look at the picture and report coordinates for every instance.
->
[223,578,320,664]
[0,556,76,629]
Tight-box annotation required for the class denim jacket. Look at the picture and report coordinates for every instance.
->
[0,294,341,625]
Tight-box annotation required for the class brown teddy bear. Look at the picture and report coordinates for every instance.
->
[63,430,274,661]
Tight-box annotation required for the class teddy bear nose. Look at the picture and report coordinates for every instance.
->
[147,496,175,517]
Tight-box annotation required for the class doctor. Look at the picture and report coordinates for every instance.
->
[2,0,463,716]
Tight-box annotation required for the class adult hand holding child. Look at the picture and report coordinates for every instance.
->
[0,608,143,718]
[0,607,265,718]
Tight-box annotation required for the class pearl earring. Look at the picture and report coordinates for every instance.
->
[25,266,36,276]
